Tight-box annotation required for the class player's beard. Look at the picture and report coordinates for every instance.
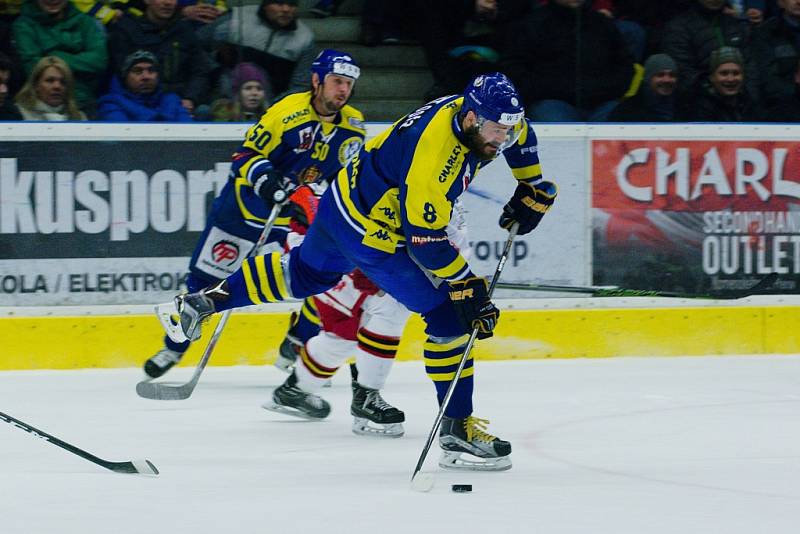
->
[462,125,499,159]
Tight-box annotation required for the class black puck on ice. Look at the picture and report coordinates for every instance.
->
[451,484,472,493]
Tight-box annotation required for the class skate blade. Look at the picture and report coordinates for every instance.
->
[154,302,188,344]
[261,400,327,421]
[438,450,512,472]
[352,417,404,438]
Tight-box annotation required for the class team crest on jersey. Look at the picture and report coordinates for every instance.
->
[297,126,315,151]
[338,136,363,165]
[300,165,322,183]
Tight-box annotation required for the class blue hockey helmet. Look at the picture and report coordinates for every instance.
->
[311,49,361,84]
[462,73,525,154]
[462,72,524,126]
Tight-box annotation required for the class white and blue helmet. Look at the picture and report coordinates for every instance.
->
[311,49,361,83]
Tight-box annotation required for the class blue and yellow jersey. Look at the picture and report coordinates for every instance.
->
[230,91,366,226]
[332,95,543,282]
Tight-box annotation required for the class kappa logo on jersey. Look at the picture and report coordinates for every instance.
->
[438,144,463,183]
[338,136,363,165]
[297,126,315,151]
[212,240,240,265]
[380,207,396,221]
[370,229,391,241]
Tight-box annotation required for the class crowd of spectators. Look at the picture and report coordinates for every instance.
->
[1,0,800,122]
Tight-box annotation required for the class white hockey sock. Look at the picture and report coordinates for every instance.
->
[294,331,353,391]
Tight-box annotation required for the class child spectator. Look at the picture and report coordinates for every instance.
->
[210,62,269,122]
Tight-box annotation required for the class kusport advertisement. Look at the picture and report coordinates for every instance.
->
[592,139,800,294]
[0,126,586,306]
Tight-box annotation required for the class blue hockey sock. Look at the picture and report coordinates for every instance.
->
[423,335,473,418]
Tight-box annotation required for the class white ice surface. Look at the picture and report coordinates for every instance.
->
[2,356,800,534]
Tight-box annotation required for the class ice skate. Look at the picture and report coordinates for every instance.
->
[143,347,183,379]
[262,373,331,420]
[156,290,216,343]
[351,381,405,438]
[438,416,512,471]
[274,332,302,373]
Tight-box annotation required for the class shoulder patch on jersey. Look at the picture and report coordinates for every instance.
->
[348,116,364,129]
[338,136,363,166]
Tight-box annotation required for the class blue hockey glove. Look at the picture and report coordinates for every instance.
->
[499,180,557,235]
[448,277,500,339]
[253,169,292,205]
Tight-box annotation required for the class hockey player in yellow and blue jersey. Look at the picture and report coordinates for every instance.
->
[157,72,557,471]
[143,49,365,379]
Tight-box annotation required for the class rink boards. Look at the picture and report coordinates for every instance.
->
[2,297,798,370]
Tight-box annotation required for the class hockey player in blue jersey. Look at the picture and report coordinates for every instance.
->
[143,49,365,379]
[157,72,557,471]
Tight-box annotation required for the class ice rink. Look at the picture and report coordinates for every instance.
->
[2,355,799,534]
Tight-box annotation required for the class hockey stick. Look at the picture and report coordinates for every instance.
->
[0,411,159,475]
[495,272,779,299]
[411,223,519,491]
[137,203,283,401]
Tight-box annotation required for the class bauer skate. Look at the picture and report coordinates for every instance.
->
[262,372,331,420]
[143,347,183,379]
[351,382,405,438]
[156,284,224,343]
[438,416,512,471]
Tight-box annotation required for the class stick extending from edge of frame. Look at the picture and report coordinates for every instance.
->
[0,411,159,475]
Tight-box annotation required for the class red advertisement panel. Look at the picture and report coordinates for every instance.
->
[592,140,800,293]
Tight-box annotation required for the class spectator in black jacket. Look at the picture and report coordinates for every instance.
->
[609,53,679,121]
[501,0,634,122]
[108,0,212,115]
[417,0,531,100]
[678,46,763,121]
[0,52,21,119]
[661,0,749,96]
[751,0,800,110]
[765,57,800,120]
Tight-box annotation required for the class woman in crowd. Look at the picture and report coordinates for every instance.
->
[14,56,86,121]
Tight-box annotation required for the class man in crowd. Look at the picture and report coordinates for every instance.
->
[97,50,192,121]
[609,53,679,121]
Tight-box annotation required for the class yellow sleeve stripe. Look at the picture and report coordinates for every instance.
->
[241,259,263,305]
[423,335,470,352]
[270,251,290,300]
[428,367,474,382]
[430,254,467,279]
[424,353,473,367]
[511,163,542,181]
[234,177,265,223]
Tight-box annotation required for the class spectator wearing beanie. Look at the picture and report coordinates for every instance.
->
[96,50,192,122]
[210,62,269,122]
[678,46,764,121]
[609,53,679,121]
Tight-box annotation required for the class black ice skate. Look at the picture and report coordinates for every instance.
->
[351,382,405,438]
[262,372,331,420]
[274,322,302,373]
[157,281,228,343]
[438,416,512,471]
[143,347,183,379]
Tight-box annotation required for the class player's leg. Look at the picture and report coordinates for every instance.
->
[274,297,321,373]
[264,330,354,419]
[354,252,511,470]
[350,292,410,437]
[422,299,511,471]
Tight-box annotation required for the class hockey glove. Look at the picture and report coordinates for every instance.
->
[499,180,557,235]
[253,168,292,206]
[448,277,500,339]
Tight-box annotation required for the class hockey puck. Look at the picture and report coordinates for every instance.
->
[451,484,472,493]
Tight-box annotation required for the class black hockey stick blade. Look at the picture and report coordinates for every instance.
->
[0,411,159,476]
[497,272,780,300]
